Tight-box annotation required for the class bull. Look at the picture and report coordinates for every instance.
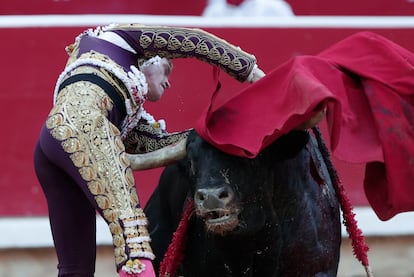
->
[136,128,342,277]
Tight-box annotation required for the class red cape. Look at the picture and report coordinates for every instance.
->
[195,31,414,221]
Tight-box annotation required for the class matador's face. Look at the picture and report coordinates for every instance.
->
[142,58,172,102]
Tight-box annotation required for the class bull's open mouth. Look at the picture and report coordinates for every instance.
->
[205,210,231,223]
[198,208,239,235]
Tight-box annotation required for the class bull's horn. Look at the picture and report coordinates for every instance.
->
[126,138,187,170]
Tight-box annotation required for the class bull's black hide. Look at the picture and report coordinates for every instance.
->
[144,130,341,277]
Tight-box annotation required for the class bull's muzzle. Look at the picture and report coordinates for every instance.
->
[194,186,240,235]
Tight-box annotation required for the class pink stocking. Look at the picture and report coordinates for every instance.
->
[118,259,155,277]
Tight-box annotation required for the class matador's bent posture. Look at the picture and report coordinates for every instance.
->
[33,24,264,277]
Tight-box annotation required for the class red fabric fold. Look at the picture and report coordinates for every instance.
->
[195,31,414,221]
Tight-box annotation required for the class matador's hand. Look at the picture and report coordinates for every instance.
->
[247,64,266,83]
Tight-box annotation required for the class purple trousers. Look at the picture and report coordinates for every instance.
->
[34,127,97,277]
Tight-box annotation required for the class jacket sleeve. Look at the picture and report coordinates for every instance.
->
[107,24,257,82]
[123,117,190,154]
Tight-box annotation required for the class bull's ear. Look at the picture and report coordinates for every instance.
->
[184,130,201,174]
[263,130,310,161]
[186,130,199,149]
[186,130,205,158]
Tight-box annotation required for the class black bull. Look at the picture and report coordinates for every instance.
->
[144,129,342,277]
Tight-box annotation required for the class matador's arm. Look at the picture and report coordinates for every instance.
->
[106,24,258,82]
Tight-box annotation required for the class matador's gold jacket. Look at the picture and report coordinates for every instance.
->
[55,23,258,154]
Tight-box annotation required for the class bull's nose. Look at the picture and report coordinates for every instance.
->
[195,187,234,209]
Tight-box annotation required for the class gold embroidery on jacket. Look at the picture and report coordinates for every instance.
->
[46,81,153,267]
